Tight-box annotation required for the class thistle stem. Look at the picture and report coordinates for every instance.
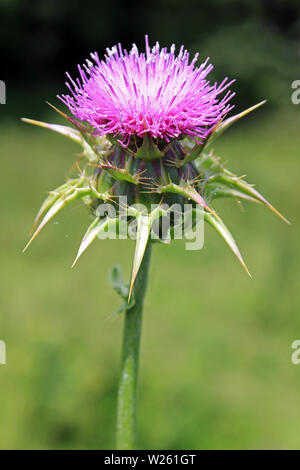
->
[116,243,152,450]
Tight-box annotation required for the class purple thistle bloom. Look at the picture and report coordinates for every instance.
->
[59,36,235,146]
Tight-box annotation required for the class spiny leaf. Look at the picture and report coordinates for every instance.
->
[47,102,105,162]
[21,118,82,144]
[228,174,290,224]
[208,100,267,146]
[210,172,290,224]
[31,179,83,230]
[22,108,107,163]
[23,187,92,252]
[195,150,289,223]
[197,208,251,277]
[46,102,88,134]
[72,217,103,267]
[218,100,267,133]
[92,162,142,185]
[158,182,215,215]
[129,214,152,301]
[72,217,117,267]
[205,183,260,203]
[31,188,65,232]
[181,102,266,156]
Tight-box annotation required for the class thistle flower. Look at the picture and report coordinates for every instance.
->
[22,36,289,291]
[23,37,288,450]
[59,36,234,146]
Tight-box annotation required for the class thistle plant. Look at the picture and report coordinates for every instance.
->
[23,37,288,450]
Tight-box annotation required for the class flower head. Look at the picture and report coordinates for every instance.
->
[59,36,235,146]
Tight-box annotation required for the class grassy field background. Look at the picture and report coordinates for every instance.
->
[0,102,299,449]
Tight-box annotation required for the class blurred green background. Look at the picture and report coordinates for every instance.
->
[0,0,300,450]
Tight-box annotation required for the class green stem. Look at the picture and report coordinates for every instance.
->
[116,243,152,450]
